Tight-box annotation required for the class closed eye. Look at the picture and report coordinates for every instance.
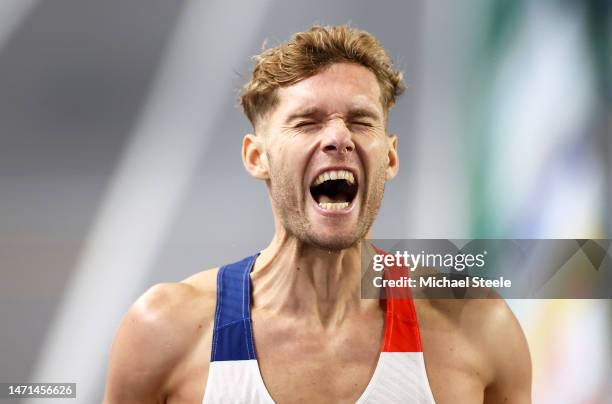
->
[350,121,374,129]
[294,121,321,132]
[295,121,316,127]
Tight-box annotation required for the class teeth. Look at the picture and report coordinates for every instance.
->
[318,202,349,210]
[312,170,355,186]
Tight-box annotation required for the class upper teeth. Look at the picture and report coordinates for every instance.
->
[312,170,355,187]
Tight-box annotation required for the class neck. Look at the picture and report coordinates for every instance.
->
[251,226,378,327]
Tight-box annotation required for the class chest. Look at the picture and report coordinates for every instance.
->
[171,305,490,404]
[251,312,384,403]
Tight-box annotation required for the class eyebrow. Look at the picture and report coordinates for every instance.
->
[346,107,381,121]
[284,106,381,124]
[284,107,321,123]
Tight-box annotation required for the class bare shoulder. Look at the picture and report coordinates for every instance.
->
[103,268,219,404]
[427,298,521,333]
[427,298,532,403]
[471,299,531,403]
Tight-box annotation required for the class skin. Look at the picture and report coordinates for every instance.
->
[103,62,531,403]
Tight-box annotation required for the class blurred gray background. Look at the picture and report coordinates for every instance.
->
[0,0,610,403]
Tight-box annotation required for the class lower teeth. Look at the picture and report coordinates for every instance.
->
[318,202,349,210]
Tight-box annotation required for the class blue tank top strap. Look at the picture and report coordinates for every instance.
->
[210,253,259,362]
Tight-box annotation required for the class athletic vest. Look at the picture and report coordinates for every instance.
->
[203,253,436,403]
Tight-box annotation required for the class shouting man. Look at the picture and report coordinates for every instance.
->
[104,25,532,403]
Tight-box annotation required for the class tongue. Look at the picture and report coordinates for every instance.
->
[318,194,348,204]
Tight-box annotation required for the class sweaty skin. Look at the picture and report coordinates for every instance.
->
[103,63,531,403]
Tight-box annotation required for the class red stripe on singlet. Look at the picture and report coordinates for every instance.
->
[377,250,424,353]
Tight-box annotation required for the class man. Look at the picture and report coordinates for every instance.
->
[104,25,531,403]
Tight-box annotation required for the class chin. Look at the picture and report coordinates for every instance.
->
[306,230,362,251]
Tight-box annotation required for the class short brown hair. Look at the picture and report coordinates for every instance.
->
[240,25,405,128]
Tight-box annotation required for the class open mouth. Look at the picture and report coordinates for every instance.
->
[309,169,358,211]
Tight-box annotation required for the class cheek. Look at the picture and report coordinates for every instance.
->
[358,137,389,171]
[268,141,310,182]
[284,138,314,166]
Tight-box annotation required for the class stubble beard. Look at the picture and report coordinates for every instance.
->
[267,155,387,252]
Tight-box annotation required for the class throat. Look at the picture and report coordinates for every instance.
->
[251,239,369,324]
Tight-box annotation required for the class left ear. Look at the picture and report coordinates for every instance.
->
[385,134,399,180]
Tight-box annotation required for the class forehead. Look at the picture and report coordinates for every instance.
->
[273,62,383,120]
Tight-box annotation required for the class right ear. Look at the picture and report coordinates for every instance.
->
[242,133,270,180]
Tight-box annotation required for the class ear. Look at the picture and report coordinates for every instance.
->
[242,133,270,180]
[385,134,399,180]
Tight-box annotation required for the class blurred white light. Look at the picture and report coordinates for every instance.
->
[490,1,598,236]
[0,0,40,52]
[26,0,272,402]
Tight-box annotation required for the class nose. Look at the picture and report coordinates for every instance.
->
[321,120,355,156]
